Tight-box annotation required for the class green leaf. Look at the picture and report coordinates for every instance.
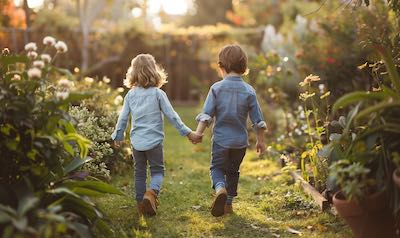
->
[70,187,105,197]
[355,101,400,121]
[62,181,124,195]
[11,216,27,231]
[94,219,114,237]
[17,196,39,217]
[67,222,92,238]
[375,45,400,93]
[64,157,93,174]
[47,187,82,198]
[332,91,387,113]
[0,211,12,224]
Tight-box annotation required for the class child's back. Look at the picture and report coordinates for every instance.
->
[116,87,188,151]
[203,76,264,149]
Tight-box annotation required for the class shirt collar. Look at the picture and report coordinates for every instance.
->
[224,75,243,81]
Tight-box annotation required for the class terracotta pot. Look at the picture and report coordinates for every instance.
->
[333,190,398,238]
[393,168,400,188]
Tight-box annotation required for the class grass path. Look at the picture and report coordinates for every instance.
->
[97,107,351,238]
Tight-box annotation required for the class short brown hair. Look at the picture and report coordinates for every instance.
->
[218,44,248,75]
[124,54,167,88]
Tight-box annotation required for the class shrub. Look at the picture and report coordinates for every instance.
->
[0,39,123,237]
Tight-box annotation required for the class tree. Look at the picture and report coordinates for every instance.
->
[76,0,106,73]
[183,0,233,26]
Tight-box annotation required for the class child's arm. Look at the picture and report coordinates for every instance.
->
[157,89,196,139]
[111,92,131,147]
[249,91,267,156]
[195,87,216,134]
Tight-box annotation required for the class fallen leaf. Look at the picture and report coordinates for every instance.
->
[272,234,280,238]
[250,224,259,229]
[191,205,201,210]
[287,227,302,236]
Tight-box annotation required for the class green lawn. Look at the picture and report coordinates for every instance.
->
[96,107,351,238]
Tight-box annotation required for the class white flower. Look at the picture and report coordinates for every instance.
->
[43,36,56,46]
[297,105,303,111]
[12,74,21,81]
[102,76,111,84]
[24,42,37,52]
[318,84,325,93]
[84,77,94,84]
[2,48,10,55]
[56,91,70,100]
[55,41,68,53]
[114,95,123,105]
[301,124,308,131]
[40,54,51,63]
[33,60,45,69]
[58,79,73,89]
[27,51,38,60]
[295,128,302,136]
[117,87,124,93]
[299,110,306,119]
[27,68,42,79]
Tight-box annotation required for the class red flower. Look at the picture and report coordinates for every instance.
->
[326,57,335,64]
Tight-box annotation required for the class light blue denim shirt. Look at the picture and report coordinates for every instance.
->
[196,76,266,149]
[112,87,191,151]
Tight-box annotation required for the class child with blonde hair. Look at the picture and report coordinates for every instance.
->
[112,54,201,216]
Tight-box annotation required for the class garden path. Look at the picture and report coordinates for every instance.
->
[97,107,350,238]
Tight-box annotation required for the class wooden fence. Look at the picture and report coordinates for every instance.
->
[0,27,263,101]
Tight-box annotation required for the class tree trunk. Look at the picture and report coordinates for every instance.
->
[23,0,31,28]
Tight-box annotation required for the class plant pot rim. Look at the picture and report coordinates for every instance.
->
[332,188,385,204]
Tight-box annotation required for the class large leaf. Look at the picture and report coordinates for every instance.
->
[67,222,92,238]
[17,196,39,217]
[332,91,387,113]
[375,45,400,93]
[62,181,124,195]
[94,219,114,237]
[355,101,400,121]
[64,157,93,174]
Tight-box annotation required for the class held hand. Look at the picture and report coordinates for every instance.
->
[114,141,124,148]
[256,141,266,157]
[187,132,203,144]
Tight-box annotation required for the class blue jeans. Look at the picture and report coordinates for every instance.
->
[210,142,246,197]
[132,144,164,202]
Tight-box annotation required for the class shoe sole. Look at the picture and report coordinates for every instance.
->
[143,197,156,216]
[211,192,227,217]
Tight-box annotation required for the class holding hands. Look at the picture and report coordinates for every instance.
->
[187,131,203,144]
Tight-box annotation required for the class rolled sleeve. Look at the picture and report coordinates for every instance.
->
[253,120,267,130]
[195,113,213,124]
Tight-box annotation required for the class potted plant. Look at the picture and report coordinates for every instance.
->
[320,46,400,237]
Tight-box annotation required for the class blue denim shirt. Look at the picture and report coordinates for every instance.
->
[112,87,191,151]
[196,76,266,149]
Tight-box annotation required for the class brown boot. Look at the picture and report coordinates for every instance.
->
[143,189,158,216]
[137,202,145,215]
[224,204,233,214]
[211,188,227,217]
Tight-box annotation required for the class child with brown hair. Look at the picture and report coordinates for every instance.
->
[195,44,267,217]
[112,54,201,216]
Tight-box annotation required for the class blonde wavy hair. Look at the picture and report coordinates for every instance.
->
[124,54,168,88]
